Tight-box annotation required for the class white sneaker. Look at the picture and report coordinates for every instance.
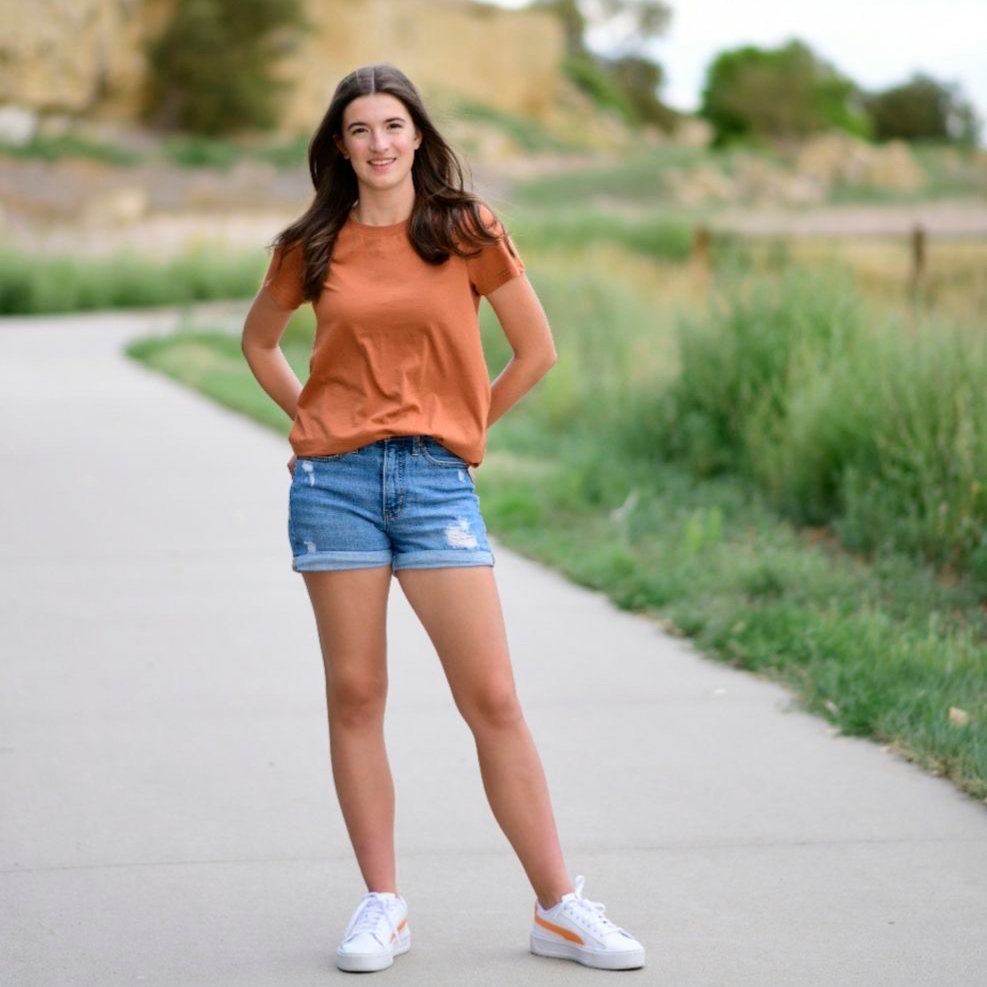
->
[530,874,645,970]
[335,890,410,972]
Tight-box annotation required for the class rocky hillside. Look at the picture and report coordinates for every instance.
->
[3,0,984,260]
[1,0,666,151]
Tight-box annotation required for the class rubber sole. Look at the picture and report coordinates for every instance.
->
[336,929,411,972]
[530,931,645,970]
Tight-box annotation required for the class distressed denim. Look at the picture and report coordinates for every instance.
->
[288,434,495,572]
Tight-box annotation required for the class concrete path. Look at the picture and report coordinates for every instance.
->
[2,305,985,987]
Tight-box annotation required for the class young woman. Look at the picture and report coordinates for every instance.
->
[241,63,645,974]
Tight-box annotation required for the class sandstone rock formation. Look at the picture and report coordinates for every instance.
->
[1,0,564,132]
[795,131,926,192]
[662,130,931,207]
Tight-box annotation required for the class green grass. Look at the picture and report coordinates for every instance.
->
[476,433,987,800]
[0,245,266,315]
[159,132,310,170]
[0,130,311,170]
[510,209,698,263]
[124,255,987,803]
[125,321,313,433]
[452,98,587,154]
[648,268,987,586]
[0,133,144,165]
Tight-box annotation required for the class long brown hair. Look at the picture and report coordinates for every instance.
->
[266,63,521,304]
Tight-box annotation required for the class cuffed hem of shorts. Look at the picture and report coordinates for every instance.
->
[392,549,495,570]
[292,549,393,572]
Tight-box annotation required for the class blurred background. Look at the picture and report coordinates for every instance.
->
[2,0,985,798]
[2,0,984,264]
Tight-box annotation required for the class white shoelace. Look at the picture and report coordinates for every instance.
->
[561,875,630,939]
[342,892,401,946]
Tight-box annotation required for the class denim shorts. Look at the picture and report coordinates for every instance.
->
[288,434,496,573]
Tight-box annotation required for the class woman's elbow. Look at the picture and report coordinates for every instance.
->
[511,342,556,374]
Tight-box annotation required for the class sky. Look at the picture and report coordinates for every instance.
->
[486,0,987,141]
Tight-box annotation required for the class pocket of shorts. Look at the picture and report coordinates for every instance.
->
[421,440,466,468]
[305,448,360,462]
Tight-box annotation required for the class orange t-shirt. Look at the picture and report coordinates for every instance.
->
[260,202,525,467]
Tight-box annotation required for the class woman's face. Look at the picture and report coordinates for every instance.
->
[335,93,422,195]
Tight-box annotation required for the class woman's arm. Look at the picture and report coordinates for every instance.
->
[240,288,304,422]
[484,273,557,429]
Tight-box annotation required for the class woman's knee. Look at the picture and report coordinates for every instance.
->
[461,681,524,732]
[327,672,387,727]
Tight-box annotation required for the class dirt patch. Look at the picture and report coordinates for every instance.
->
[710,198,987,239]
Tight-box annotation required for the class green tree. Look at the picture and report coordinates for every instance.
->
[609,54,678,129]
[864,72,981,146]
[528,0,675,128]
[700,39,871,147]
[528,0,671,57]
[142,0,308,136]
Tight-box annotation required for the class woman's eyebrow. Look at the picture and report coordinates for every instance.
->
[346,117,406,131]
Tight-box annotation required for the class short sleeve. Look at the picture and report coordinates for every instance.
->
[260,241,305,310]
[465,203,525,297]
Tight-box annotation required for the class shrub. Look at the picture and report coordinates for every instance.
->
[142,0,308,136]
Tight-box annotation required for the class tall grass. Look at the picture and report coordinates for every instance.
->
[510,210,696,263]
[0,245,264,315]
[472,255,987,594]
[635,267,987,589]
[486,257,987,591]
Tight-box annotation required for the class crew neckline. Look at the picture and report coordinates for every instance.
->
[345,211,410,237]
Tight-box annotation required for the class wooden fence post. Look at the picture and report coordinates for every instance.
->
[692,224,711,270]
[909,223,926,300]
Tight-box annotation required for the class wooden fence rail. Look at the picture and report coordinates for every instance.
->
[690,222,948,300]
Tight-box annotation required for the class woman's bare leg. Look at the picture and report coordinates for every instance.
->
[394,565,573,910]
[301,565,398,894]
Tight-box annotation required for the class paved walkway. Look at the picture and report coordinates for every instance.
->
[2,305,985,986]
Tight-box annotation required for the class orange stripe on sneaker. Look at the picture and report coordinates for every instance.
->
[534,910,584,945]
[389,918,408,942]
